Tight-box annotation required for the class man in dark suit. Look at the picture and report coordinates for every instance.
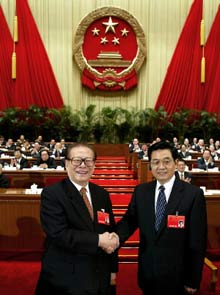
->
[197,149,216,170]
[34,149,57,169]
[115,141,207,295]
[35,143,118,295]
[10,149,29,169]
[178,144,191,159]
[175,158,192,183]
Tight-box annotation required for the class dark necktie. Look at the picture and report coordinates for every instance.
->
[155,185,167,231]
[80,187,94,221]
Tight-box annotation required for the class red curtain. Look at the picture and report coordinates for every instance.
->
[154,0,204,114]
[204,5,220,113]
[12,0,64,109]
[0,5,13,110]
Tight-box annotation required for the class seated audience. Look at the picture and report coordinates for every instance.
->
[209,145,219,160]
[175,158,192,183]
[138,143,148,159]
[183,138,191,150]
[178,144,191,159]
[35,135,46,147]
[30,142,42,158]
[195,138,206,152]
[21,140,32,155]
[129,138,142,153]
[197,149,216,170]
[5,138,16,151]
[47,139,56,151]
[51,142,66,158]
[10,149,29,169]
[172,137,180,149]
[190,137,198,151]
[34,149,57,169]
[16,134,26,146]
[0,163,9,188]
[0,135,6,148]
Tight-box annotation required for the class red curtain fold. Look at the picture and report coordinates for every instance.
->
[0,5,13,110]
[203,5,220,113]
[154,0,204,114]
[12,0,64,109]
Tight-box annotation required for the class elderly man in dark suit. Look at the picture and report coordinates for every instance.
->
[35,143,118,295]
[115,141,207,295]
[34,149,57,169]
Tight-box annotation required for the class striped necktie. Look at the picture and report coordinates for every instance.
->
[80,187,94,221]
[155,185,167,231]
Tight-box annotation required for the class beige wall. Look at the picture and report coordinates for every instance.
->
[1,0,219,111]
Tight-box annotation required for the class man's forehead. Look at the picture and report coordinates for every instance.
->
[71,147,93,155]
[151,149,172,158]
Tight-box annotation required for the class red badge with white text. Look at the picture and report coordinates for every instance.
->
[73,7,146,91]
[167,215,185,229]
[97,211,110,225]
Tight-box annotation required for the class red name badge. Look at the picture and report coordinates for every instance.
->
[97,211,110,225]
[167,215,185,229]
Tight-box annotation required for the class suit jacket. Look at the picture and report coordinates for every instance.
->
[34,157,57,169]
[17,157,29,169]
[197,157,216,170]
[175,170,192,181]
[178,151,191,159]
[35,178,118,295]
[116,179,207,295]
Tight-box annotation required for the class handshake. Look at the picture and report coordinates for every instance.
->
[98,232,119,254]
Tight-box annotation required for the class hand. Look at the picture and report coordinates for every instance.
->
[184,286,197,294]
[98,232,119,254]
[184,177,191,183]
[110,273,116,285]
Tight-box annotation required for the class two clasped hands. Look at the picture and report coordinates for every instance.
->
[98,232,119,254]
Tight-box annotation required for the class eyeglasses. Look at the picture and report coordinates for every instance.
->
[68,157,95,167]
[150,158,173,167]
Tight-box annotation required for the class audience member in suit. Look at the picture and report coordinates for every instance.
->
[47,139,56,151]
[178,144,191,159]
[138,143,149,159]
[10,149,29,169]
[5,138,16,151]
[197,149,216,170]
[0,164,9,188]
[114,141,207,295]
[51,142,66,158]
[175,158,192,183]
[35,143,118,295]
[195,139,206,153]
[129,138,142,153]
[34,149,57,169]
[30,142,42,158]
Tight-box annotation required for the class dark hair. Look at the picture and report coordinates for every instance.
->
[176,158,186,164]
[148,141,178,161]
[66,143,97,160]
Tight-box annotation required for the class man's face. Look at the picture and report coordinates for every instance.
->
[41,151,49,161]
[150,149,176,184]
[65,146,95,186]
[14,151,21,159]
[176,161,185,172]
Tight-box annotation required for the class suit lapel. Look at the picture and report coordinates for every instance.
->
[63,179,94,230]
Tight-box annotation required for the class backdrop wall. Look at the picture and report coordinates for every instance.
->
[1,0,219,111]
